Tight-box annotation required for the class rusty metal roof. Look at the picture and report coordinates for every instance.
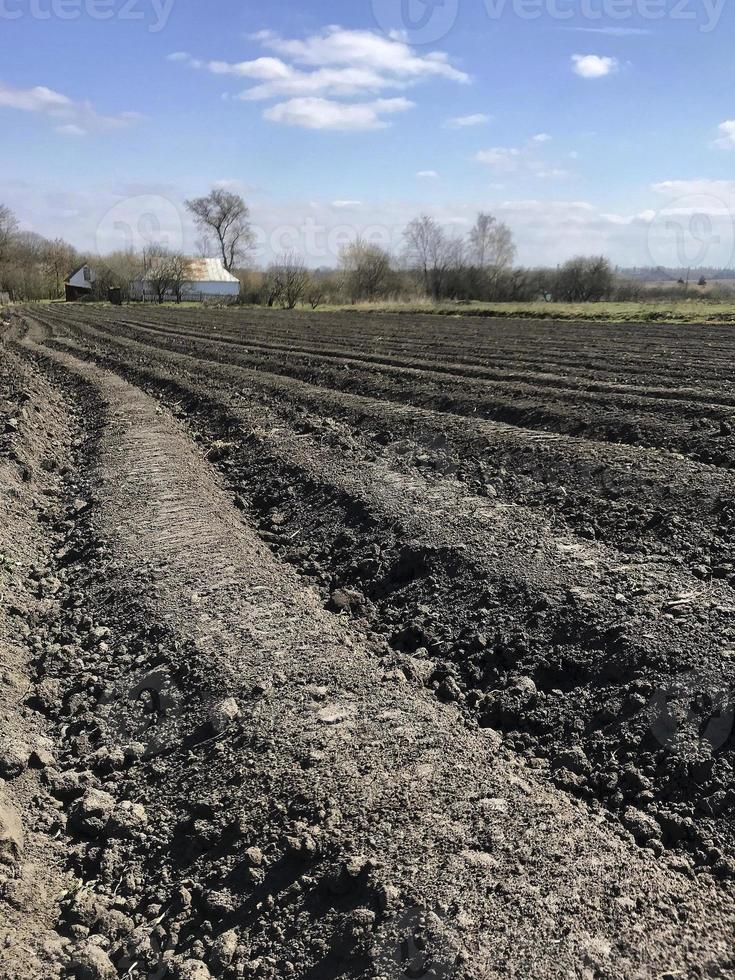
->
[183,258,239,283]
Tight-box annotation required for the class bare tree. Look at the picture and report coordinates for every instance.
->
[267,251,310,309]
[143,245,188,304]
[469,213,515,269]
[96,249,145,301]
[41,237,78,299]
[307,278,326,309]
[0,230,45,300]
[340,237,393,303]
[403,215,464,300]
[0,204,19,290]
[169,253,188,303]
[185,189,254,272]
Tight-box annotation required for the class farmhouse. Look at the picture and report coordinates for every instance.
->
[64,264,96,302]
[131,257,240,302]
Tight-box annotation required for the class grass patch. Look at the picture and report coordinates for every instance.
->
[41,297,735,324]
[316,299,735,324]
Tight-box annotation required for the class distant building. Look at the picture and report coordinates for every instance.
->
[65,264,97,302]
[131,257,240,302]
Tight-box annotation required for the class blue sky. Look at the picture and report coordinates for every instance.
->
[1,0,734,266]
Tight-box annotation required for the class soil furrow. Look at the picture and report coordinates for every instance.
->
[35,308,735,574]
[6,306,735,979]
[27,315,735,876]
[47,307,735,466]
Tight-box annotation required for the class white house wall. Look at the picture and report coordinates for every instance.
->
[181,281,240,297]
[68,266,95,289]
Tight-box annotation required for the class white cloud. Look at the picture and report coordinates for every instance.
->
[263,96,413,131]
[571,55,619,78]
[446,113,490,128]
[172,26,467,130]
[535,168,571,179]
[332,200,362,208]
[253,26,469,83]
[212,178,255,193]
[417,170,439,178]
[600,209,657,225]
[0,80,140,136]
[475,136,573,181]
[55,124,86,137]
[8,171,735,270]
[0,84,73,112]
[475,147,521,172]
[714,120,735,149]
[651,179,735,200]
[235,66,395,102]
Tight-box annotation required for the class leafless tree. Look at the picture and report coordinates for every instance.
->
[143,244,188,304]
[340,237,393,303]
[267,251,310,309]
[307,279,326,309]
[469,212,515,270]
[0,204,19,290]
[90,249,144,302]
[466,212,516,299]
[41,237,78,299]
[185,189,254,272]
[403,215,465,300]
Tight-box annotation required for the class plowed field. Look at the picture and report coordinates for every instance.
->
[2,305,735,979]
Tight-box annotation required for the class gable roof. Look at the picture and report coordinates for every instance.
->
[137,257,240,285]
[66,263,93,284]
[182,258,239,283]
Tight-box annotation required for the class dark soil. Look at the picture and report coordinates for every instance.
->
[1,306,735,979]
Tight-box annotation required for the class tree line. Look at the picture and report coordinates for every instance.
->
[0,189,720,307]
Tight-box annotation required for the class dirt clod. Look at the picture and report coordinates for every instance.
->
[69,789,116,837]
[208,697,241,734]
[0,796,23,866]
[69,942,117,980]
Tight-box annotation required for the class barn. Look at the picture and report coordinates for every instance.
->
[131,257,240,302]
[65,264,97,302]
[180,257,241,299]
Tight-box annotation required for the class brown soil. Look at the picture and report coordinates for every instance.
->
[1,306,734,979]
